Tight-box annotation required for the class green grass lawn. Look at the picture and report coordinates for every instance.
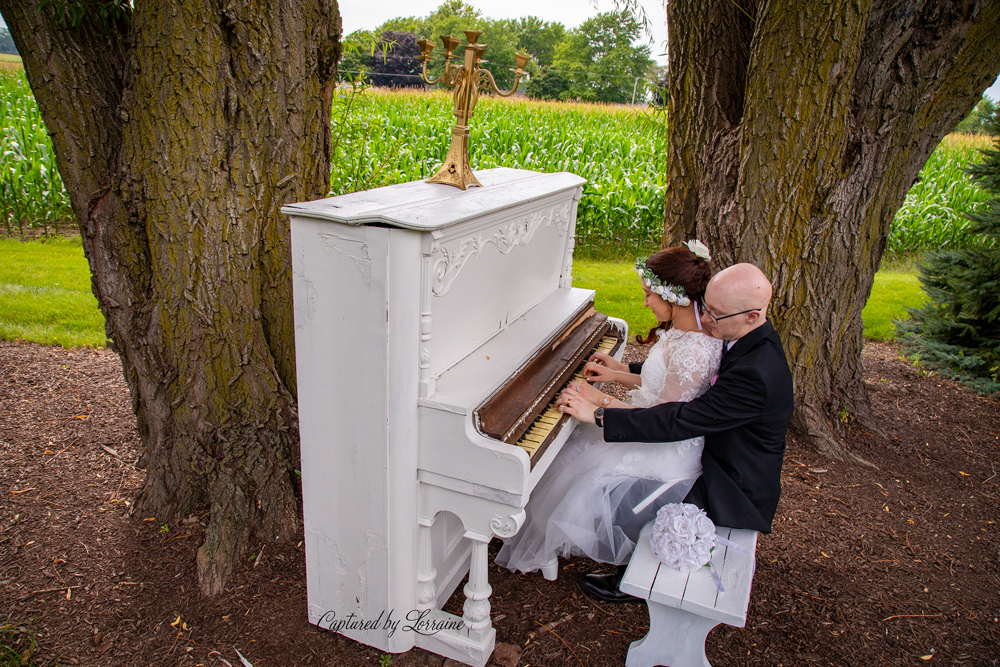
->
[0,237,106,348]
[574,258,660,340]
[0,54,23,64]
[0,238,921,349]
[860,266,927,341]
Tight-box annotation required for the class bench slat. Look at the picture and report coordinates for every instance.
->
[713,528,758,627]
[648,559,690,609]
[677,527,728,620]
[623,522,759,667]
[619,524,661,599]
[622,523,758,628]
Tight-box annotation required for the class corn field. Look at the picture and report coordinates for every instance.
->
[1,67,996,254]
[888,132,996,255]
[330,87,669,249]
[1,66,74,237]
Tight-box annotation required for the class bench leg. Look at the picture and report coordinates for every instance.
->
[626,602,719,667]
[540,555,558,581]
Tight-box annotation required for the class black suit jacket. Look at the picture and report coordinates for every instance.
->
[605,321,793,532]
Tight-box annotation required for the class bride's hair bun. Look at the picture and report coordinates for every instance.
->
[645,245,713,302]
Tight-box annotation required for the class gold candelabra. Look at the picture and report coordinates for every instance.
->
[418,30,531,190]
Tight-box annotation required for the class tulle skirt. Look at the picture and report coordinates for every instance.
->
[495,423,704,573]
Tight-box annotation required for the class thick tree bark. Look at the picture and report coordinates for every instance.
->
[665,0,1000,460]
[1,0,341,594]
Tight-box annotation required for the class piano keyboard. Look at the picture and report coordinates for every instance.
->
[515,334,619,460]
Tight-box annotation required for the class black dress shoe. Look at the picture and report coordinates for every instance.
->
[578,568,642,604]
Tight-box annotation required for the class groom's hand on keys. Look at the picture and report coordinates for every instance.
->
[556,384,602,425]
[567,381,610,405]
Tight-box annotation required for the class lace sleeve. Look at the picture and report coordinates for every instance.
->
[655,333,723,404]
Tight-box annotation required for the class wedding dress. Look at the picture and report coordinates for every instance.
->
[495,327,723,574]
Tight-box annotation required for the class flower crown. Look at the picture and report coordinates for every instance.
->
[635,258,691,306]
[634,240,711,306]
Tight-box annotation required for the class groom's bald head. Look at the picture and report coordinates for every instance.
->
[701,264,773,340]
[710,264,772,314]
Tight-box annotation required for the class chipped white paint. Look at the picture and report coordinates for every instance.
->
[319,229,371,285]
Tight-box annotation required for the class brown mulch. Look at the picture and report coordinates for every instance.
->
[1,340,998,667]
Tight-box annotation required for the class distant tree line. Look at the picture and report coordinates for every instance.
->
[955,95,998,134]
[366,31,424,89]
[1,26,18,54]
[341,0,656,105]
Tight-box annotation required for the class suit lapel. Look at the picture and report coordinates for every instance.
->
[719,320,774,373]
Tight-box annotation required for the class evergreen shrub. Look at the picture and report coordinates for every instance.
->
[897,119,1000,395]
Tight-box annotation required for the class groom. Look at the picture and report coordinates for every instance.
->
[570,263,794,602]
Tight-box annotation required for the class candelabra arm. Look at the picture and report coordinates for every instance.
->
[420,59,447,86]
[476,67,526,98]
[450,62,467,88]
[446,65,465,97]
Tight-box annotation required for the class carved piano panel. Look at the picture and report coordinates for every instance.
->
[424,197,575,382]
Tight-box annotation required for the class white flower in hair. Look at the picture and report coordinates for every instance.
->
[684,239,712,261]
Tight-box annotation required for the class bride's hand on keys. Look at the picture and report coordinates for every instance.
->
[582,359,619,384]
[556,387,598,424]
[584,352,627,380]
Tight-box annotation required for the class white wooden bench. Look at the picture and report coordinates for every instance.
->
[620,523,758,667]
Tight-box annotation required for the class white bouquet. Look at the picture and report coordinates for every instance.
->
[649,503,717,572]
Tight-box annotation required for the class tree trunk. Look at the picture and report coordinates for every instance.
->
[1,0,341,594]
[664,0,1000,460]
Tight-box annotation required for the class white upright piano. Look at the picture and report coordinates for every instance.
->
[283,168,627,667]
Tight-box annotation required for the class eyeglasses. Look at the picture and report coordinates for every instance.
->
[699,300,760,323]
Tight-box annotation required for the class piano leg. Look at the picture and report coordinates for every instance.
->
[416,519,437,613]
[416,482,530,666]
[462,538,492,637]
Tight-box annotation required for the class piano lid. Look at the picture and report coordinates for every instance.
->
[280,168,586,232]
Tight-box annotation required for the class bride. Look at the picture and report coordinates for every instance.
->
[495,241,722,579]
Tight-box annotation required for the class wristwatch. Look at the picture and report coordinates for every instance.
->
[594,407,606,427]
